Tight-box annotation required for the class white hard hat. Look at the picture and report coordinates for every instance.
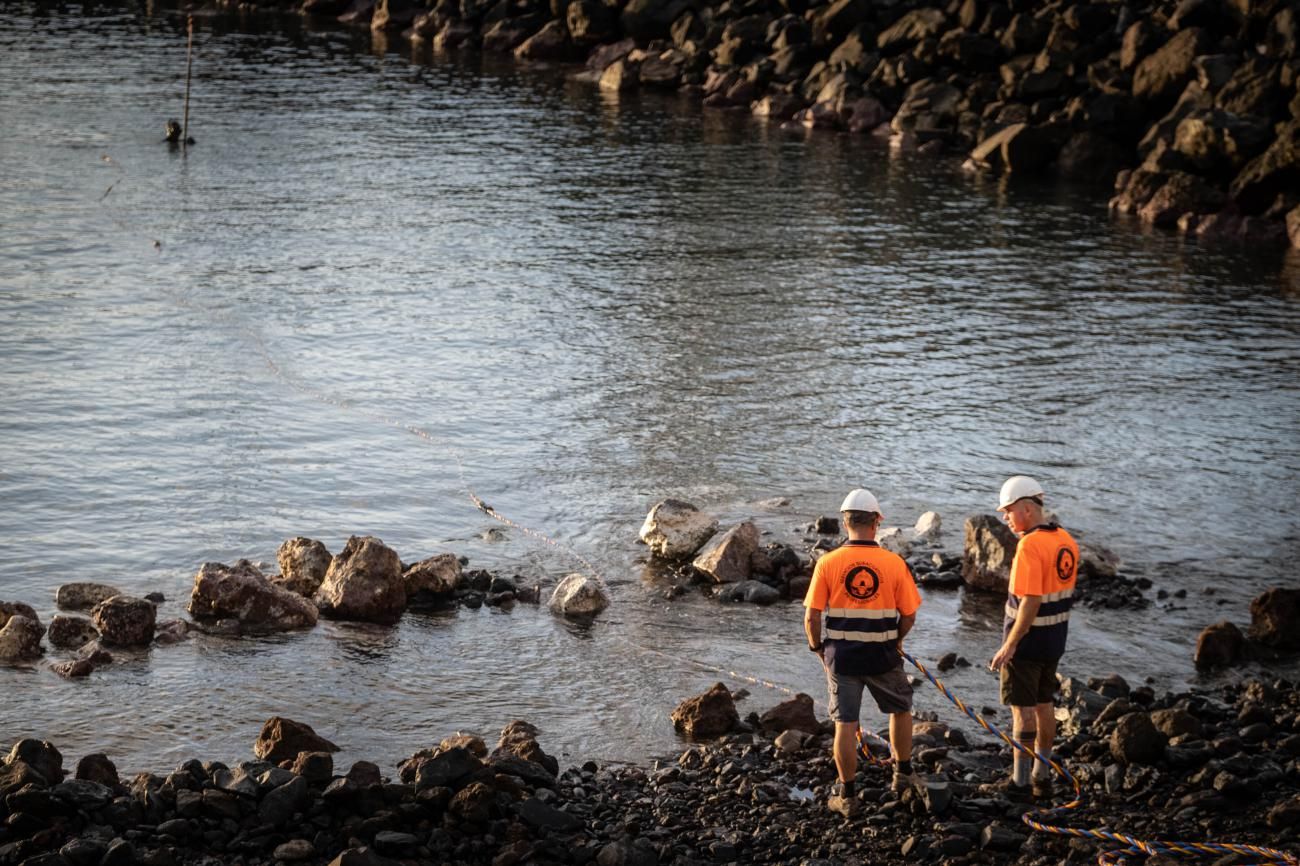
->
[840,488,882,516]
[998,475,1044,511]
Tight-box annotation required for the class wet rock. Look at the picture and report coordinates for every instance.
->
[967,122,1062,174]
[260,775,309,826]
[639,499,718,559]
[1195,620,1245,670]
[1248,586,1300,649]
[515,20,577,61]
[671,682,740,739]
[1133,28,1211,105]
[568,0,617,44]
[0,614,45,661]
[692,521,760,584]
[433,20,477,50]
[548,573,610,617]
[1137,170,1228,225]
[89,595,155,647]
[717,580,780,605]
[409,746,482,789]
[960,514,1017,592]
[7,738,64,785]
[1288,205,1300,249]
[773,728,813,753]
[758,693,820,734]
[1230,121,1300,213]
[50,648,113,678]
[55,583,123,611]
[253,717,340,764]
[314,535,406,624]
[600,58,640,91]
[1111,712,1168,765]
[74,753,118,787]
[1150,708,1202,739]
[290,750,334,785]
[402,552,462,597]
[153,618,190,644]
[274,537,332,597]
[937,652,958,672]
[189,560,318,632]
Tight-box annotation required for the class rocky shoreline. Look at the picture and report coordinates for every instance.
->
[162,0,1300,249]
[3,663,1299,866]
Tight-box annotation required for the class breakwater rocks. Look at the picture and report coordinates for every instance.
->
[203,0,1300,249]
[638,499,1149,612]
[0,535,584,676]
[3,672,1299,866]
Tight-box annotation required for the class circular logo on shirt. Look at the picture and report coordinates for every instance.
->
[1055,547,1076,582]
[844,565,880,601]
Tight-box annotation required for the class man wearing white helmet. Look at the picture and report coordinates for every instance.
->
[804,488,923,817]
[987,475,1079,800]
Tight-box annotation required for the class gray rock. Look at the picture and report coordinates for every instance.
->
[413,747,482,790]
[692,522,760,584]
[55,583,123,611]
[548,573,610,618]
[639,499,718,560]
[718,580,780,605]
[516,797,583,832]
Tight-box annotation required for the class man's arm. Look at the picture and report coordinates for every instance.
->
[804,606,824,656]
[990,595,1041,670]
[896,613,915,655]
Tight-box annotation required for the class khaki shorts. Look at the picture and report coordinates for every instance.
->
[826,666,913,721]
[1000,657,1060,706]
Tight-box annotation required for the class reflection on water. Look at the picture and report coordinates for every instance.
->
[0,1,1298,773]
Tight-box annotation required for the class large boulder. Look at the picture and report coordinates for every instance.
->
[961,515,1017,592]
[514,20,580,62]
[1137,170,1228,225]
[1216,57,1283,117]
[1110,713,1167,765]
[90,596,155,647]
[877,8,946,54]
[1077,540,1121,579]
[966,123,1062,174]
[275,538,332,598]
[0,615,44,661]
[639,499,718,559]
[254,717,340,764]
[620,0,692,40]
[0,600,42,632]
[190,560,319,632]
[314,536,406,624]
[403,553,463,596]
[1249,587,1300,650]
[548,573,610,618]
[493,720,559,777]
[758,693,820,734]
[671,682,740,739]
[1171,110,1272,178]
[1230,122,1300,214]
[692,522,760,584]
[6,739,63,786]
[1132,28,1211,105]
[1194,620,1245,670]
[1150,708,1203,739]
[47,615,100,650]
[54,583,123,611]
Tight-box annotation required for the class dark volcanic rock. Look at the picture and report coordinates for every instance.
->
[90,595,156,647]
[1195,620,1245,670]
[46,614,100,650]
[189,559,319,632]
[1111,712,1168,765]
[1249,586,1300,649]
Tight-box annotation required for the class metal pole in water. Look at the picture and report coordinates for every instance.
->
[182,15,193,152]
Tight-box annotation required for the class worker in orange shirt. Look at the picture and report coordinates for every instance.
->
[987,475,1079,800]
[804,488,923,817]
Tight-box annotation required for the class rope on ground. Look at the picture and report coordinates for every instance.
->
[898,650,1298,866]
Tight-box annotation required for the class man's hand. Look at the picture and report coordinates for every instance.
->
[990,640,1017,671]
